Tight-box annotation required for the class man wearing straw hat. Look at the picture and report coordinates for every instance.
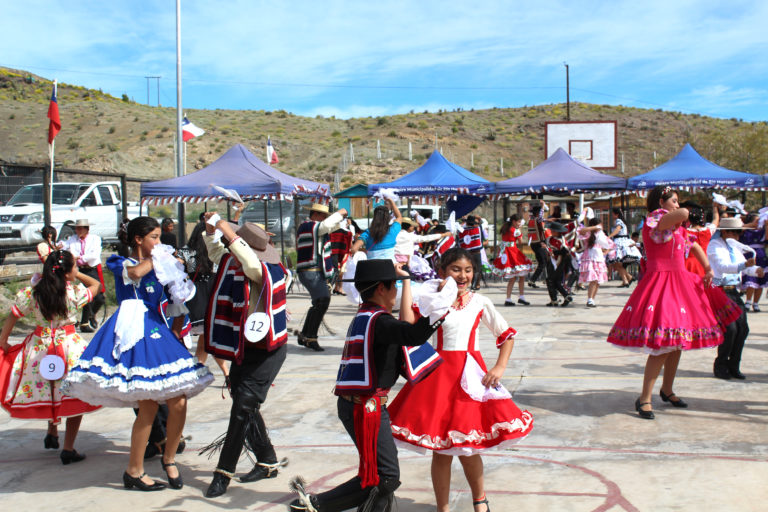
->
[707,217,764,380]
[295,203,348,351]
[63,219,105,332]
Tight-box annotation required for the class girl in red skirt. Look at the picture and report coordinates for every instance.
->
[0,251,102,463]
[492,214,533,306]
[389,247,533,512]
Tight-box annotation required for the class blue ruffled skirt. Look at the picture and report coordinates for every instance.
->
[62,307,214,408]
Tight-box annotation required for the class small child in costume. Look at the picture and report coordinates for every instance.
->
[0,250,102,464]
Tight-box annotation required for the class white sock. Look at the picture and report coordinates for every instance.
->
[745,301,752,307]
[519,295,526,300]
[505,296,512,301]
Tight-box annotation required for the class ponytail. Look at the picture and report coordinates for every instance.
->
[34,250,74,321]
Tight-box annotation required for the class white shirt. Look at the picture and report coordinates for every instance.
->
[394,230,442,259]
[64,233,102,267]
[707,236,760,285]
[318,212,346,237]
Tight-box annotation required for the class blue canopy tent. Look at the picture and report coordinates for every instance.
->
[368,151,493,217]
[627,144,763,190]
[494,148,627,195]
[140,143,331,205]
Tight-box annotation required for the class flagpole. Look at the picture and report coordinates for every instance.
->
[175,0,186,245]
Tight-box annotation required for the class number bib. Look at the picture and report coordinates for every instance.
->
[244,312,270,343]
[40,354,66,381]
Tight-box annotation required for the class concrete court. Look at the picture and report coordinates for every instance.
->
[1,279,767,512]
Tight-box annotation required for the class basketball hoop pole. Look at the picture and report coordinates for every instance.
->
[564,62,570,121]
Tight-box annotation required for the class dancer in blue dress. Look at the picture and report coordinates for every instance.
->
[63,216,213,491]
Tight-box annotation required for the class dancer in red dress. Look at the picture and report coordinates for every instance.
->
[607,186,740,420]
[0,250,102,463]
[492,214,533,307]
[389,248,533,512]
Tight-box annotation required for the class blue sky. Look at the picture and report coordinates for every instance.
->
[4,1,768,121]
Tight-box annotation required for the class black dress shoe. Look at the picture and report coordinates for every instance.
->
[123,472,166,491]
[162,460,183,489]
[527,281,539,288]
[729,369,747,380]
[176,438,186,453]
[205,471,231,498]
[517,298,530,306]
[297,333,307,347]
[60,449,86,465]
[240,462,281,483]
[79,323,95,333]
[714,368,732,380]
[144,441,162,460]
[635,398,655,420]
[44,433,59,450]
[561,296,573,307]
[659,390,688,408]
[305,340,325,352]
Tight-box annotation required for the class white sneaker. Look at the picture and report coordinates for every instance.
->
[586,299,596,308]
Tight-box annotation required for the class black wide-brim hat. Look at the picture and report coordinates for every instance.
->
[342,259,410,284]
[548,221,569,234]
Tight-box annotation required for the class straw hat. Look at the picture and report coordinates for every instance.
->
[305,203,330,216]
[254,222,276,237]
[401,217,418,228]
[717,217,746,231]
[75,219,90,227]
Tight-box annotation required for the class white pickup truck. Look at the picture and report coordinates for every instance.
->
[0,181,140,263]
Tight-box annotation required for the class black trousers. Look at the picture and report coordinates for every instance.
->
[546,254,571,301]
[468,250,483,289]
[80,266,104,324]
[529,242,549,283]
[215,345,287,473]
[313,397,400,512]
[715,289,749,373]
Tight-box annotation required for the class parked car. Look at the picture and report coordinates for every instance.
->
[0,181,140,263]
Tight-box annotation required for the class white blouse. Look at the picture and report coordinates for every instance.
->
[429,293,515,351]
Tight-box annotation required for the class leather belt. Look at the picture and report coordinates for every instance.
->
[340,394,388,405]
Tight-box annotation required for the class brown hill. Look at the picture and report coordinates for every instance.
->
[1,66,767,192]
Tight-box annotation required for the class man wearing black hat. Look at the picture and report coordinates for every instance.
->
[289,259,445,512]
[201,213,290,498]
[544,222,574,307]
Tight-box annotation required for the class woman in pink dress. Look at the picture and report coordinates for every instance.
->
[607,186,740,420]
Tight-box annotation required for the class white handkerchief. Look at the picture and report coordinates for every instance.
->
[415,277,457,323]
[460,353,512,402]
[213,185,244,204]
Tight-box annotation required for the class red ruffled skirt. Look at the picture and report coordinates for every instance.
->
[388,350,533,456]
[607,270,740,354]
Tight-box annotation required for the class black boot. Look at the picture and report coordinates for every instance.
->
[205,470,232,498]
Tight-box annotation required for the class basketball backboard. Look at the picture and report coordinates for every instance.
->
[545,121,617,170]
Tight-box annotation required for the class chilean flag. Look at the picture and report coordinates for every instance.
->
[267,137,279,164]
[47,82,61,145]
[181,116,205,142]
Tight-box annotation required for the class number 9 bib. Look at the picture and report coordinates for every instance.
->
[40,354,66,381]
[244,312,270,342]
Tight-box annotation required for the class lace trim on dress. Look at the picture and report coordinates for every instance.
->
[495,327,517,348]
[391,410,533,453]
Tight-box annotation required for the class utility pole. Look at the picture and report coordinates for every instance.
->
[563,62,570,121]
[145,76,161,106]
[174,1,185,245]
